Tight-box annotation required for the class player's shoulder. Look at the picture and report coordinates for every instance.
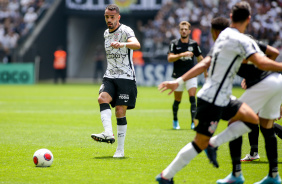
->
[221,28,252,44]
[170,39,179,45]
[119,24,133,31]
[188,39,199,45]
[104,29,109,36]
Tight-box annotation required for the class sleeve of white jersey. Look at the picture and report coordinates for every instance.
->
[241,37,260,59]
[125,26,135,39]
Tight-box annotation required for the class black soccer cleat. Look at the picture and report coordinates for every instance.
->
[91,132,115,144]
[204,144,219,168]
[156,173,174,184]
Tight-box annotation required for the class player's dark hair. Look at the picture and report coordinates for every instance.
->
[105,4,120,14]
[211,17,230,31]
[231,1,251,23]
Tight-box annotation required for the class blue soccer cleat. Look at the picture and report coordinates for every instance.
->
[156,173,174,184]
[217,173,245,184]
[173,120,180,129]
[204,144,219,168]
[191,122,195,130]
[254,174,281,184]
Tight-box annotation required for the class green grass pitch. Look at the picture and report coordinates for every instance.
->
[0,84,281,184]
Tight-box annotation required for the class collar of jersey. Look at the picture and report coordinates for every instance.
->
[109,24,122,33]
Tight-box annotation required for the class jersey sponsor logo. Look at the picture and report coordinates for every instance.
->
[107,52,127,59]
[109,68,125,75]
[188,46,193,51]
[208,121,218,134]
[180,56,192,60]
[176,47,182,50]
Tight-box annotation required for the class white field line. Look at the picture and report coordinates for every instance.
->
[0,109,184,114]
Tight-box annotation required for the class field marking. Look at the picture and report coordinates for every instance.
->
[0,109,189,114]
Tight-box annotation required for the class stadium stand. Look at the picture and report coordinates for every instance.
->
[0,0,53,63]
[138,0,282,62]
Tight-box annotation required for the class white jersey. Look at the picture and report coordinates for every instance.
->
[197,28,262,106]
[103,24,136,80]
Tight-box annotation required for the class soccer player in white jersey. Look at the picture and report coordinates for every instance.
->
[156,2,282,183]
[203,17,282,184]
[91,4,141,158]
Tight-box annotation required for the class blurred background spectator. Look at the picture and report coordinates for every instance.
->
[138,0,282,62]
[0,0,50,63]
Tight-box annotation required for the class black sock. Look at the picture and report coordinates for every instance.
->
[260,126,278,178]
[229,136,242,177]
[173,100,180,121]
[248,125,259,156]
[274,123,282,139]
[189,96,196,123]
[100,103,111,111]
[192,141,202,153]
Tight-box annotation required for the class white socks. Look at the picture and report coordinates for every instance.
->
[101,109,113,135]
[209,121,251,147]
[117,125,127,150]
[162,142,198,179]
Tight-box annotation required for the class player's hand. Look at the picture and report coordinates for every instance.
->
[204,70,208,78]
[275,105,282,121]
[182,51,194,57]
[111,42,125,49]
[241,79,247,90]
[158,81,179,95]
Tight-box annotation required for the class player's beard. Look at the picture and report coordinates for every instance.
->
[181,34,188,39]
[107,21,117,29]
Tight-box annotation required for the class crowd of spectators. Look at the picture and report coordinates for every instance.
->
[138,0,282,62]
[0,0,50,63]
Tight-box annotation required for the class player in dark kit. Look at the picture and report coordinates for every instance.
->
[168,21,205,130]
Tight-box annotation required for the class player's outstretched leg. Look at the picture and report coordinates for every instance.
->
[204,144,219,168]
[155,173,174,184]
[91,103,115,144]
[216,173,245,184]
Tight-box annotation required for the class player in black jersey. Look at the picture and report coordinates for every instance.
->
[167,21,205,130]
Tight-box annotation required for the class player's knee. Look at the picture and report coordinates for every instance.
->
[98,93,110,104]
[98,96,105,104]
[260,126,275,139]
[193,136,210,150]
[115,106,126,117]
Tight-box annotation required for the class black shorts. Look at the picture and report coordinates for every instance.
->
[221,99,243,121]
[99,78,137,109]
[194,98,224,137]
